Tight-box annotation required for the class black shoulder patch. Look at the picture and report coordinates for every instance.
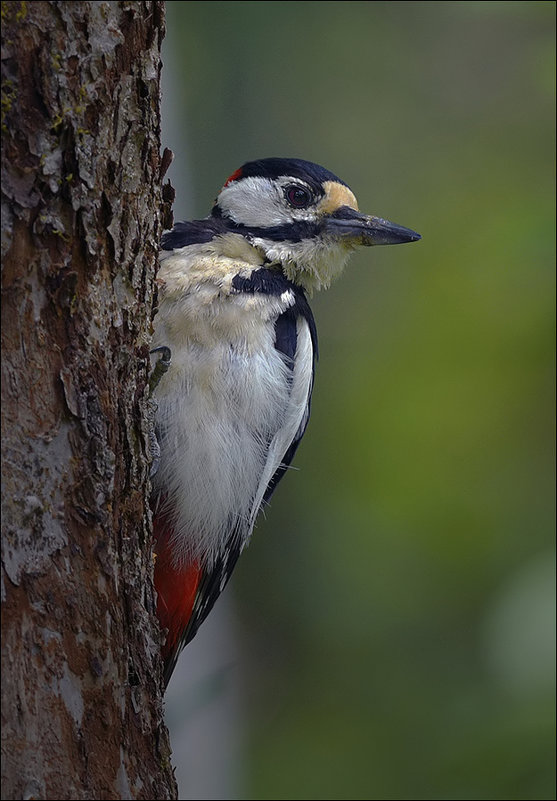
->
[230,268,318,362]
[274,310,298,365]
[263,285,318,504]
[161,218,230,250]
[290,288,319,362]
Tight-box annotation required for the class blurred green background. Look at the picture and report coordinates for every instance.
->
[161,2,556,799]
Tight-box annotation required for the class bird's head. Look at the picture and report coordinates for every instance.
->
[212,158,421,292]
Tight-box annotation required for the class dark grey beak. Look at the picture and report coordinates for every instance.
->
[325,206,421,246]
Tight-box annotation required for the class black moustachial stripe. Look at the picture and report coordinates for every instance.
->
[211,207,326,243]
[162,215,326,251]
[162,158,351,253]
[232,219,324,243]
[231,267,292,296]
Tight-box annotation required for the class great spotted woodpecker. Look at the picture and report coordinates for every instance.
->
[151,158,420,686]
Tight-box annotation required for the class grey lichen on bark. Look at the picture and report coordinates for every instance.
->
[1,2,177,799]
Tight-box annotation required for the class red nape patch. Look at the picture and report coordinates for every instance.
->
[153,510,201,662]
[223,167,243,187]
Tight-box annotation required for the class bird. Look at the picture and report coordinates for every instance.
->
[150,157,420,686]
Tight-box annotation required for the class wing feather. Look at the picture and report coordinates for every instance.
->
[155,273,318,685]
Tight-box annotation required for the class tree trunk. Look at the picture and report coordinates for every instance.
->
[1,2,177,798]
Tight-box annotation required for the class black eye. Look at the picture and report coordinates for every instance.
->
[284,185,313,208]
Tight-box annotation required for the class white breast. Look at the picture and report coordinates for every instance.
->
[152,249,313,569]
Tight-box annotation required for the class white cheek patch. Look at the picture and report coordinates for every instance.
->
[218,177,292,227]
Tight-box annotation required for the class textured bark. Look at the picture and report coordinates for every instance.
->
[1,2,176,799]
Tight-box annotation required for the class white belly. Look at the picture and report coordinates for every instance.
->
[152,290,313,568]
